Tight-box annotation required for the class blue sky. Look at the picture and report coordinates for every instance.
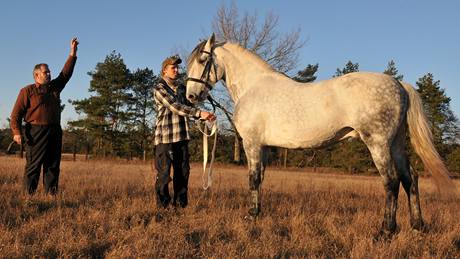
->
[1,0,459,128]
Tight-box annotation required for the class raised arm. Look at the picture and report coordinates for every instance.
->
[53,38,79,91]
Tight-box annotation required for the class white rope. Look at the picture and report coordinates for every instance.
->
[197,120,218,190]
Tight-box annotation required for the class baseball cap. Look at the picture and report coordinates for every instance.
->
[161,55,182,72]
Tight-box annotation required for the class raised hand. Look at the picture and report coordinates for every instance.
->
[70,37,79,57]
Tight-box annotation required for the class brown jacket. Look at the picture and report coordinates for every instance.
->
[10,56,77,135]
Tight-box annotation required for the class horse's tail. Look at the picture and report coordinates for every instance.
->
[400,82,456,195]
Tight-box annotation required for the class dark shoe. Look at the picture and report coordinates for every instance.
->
[156,198,170,209]
[46,186,58,196]
[176,200,187,208]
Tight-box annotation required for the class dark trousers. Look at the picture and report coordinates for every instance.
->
[154,141,190,208]
[24,124,62,195]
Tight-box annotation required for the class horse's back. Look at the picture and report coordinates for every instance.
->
[266,71,405,125]
[328,72,406,122]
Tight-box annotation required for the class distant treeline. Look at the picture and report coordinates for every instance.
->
[2,53,460,175]
[2,125,460,175]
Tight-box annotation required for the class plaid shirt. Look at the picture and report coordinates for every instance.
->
[154,79,200,145]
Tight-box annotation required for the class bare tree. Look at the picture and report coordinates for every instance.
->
[212,3,304,73]
[211,2,305,163]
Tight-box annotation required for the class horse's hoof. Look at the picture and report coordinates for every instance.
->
[410,220,426,232]
[243,214,256,221]
[243,207,260,221]
[248,207,260,217]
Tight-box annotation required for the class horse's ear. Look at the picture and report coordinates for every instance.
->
[200,33,216,62]
[209,33,215,45]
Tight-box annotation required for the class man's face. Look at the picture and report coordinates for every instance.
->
[163,64,179,80]
[34,65,51,85]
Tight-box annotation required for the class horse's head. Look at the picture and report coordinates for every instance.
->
[186,34,223,104]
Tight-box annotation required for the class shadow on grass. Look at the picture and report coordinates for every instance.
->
[79,241,112,258]
[453,237,460,251]
[2,198,84,230]
[185,229,207,249]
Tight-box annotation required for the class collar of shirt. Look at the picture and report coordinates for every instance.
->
[34,83,50,94]
[162,76,178,92]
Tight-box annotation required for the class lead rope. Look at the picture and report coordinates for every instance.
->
[197,120,218,190]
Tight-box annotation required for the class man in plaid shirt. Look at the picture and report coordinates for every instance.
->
[154,55,215,209]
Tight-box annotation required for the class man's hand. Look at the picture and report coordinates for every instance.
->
[200,111,216,122]
[13,135,22,145]
[70,37,79,57]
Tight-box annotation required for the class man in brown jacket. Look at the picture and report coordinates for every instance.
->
[10,38,79,195]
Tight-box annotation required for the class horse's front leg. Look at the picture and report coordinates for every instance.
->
[243,140,263,217]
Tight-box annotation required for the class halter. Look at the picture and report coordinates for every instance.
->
[186,49,218,91]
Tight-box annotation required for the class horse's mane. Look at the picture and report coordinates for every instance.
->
[224,43,279,73]
[188,40,287,80]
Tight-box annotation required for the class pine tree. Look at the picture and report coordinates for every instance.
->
[69,51,132,157]
[293,63,319,83]
[383,60,404,81]
[416,73,459,152]
[334,61,359,77]
[127,68,158,160]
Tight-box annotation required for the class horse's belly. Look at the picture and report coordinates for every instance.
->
[264,124,350,149]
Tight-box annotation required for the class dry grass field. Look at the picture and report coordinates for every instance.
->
[0,156,459,258]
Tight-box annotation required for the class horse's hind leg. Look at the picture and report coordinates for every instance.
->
[391,124,424,230]
[243,139,263,217]
[362,136,400,238]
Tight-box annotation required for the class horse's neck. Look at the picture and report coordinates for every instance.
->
[217,45,276,103]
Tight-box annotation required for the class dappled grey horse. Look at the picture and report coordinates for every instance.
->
[186,34,454,238]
